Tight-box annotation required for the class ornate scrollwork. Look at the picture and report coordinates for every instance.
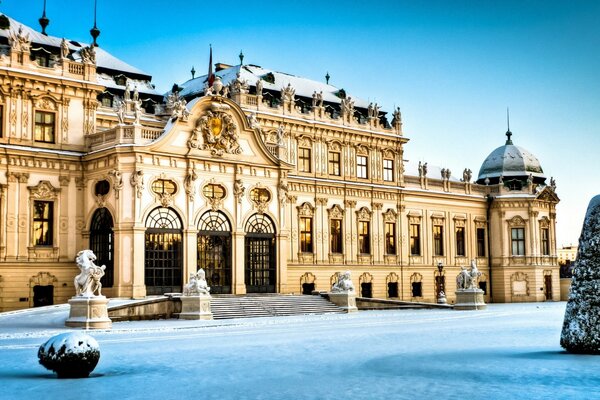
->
[195,111,241,157]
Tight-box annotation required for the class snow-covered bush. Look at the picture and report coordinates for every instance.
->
[561,195,600,354]
[38,332,100,378]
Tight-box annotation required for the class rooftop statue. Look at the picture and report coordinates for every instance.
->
[74,250,106,297]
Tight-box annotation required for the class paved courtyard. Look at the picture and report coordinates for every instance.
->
[0,301,598,399]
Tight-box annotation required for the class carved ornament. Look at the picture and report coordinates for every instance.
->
[28,180,59,199]
[193,110,241,157]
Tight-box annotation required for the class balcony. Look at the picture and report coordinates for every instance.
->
[85,124,164,151]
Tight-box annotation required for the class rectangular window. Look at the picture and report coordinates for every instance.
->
[330,219,343,254]
[328,151,341,176]
[35,53,50,67]
[34,111,55,143]
[410,223,421,256]
[541,228,550,256]
[298,148,311,173]
[383,159,394,182]
[357,155,368,179]
[477,228,486,257]
[0,104,3,138]
[385,222,396,255]
[455,226,465,256]
[33,201,53,246]
[433,225,444,256]
[101,96,113,108]
[300,217,313,253]
[511,227,525,256]
[411,282,422,297]
[358,221,370,254]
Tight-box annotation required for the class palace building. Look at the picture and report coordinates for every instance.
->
[0,13,560,311]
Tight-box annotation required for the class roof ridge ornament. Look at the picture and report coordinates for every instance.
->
[505,107,513,145]
[90,0,100,46]
[39,0,50,35]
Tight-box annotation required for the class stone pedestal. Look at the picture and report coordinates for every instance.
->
[65,296,112,329]
[179,295,213,320]
[454,289,487,310]
[328,291,358,313]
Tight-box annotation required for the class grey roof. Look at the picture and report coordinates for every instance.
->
[178,64,371,109]
[477,135,545,181]
[0,14,152,79]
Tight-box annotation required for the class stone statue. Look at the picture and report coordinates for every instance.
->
[550,177,557,191]
[60,38,69,59]
[275,125,285,145]
[115,100,126,124]
[184,169,198,199]
[281,83,295,102]
[441,168,446,180]
[456,259,481,290]
[8,26,31,53]
[133,100,142,125]
[74,250,106,297]
[133,86,139,102]
[171,98,190,122]
[233,179,245,202]
[80,45,96,65]
[278,181,289,203]
[183,268,211,296]
[341,97,355,118]
[527,173,533,186]
[124,81,131,101]
[130,170,144,198]
[331,271,355,293]
[247,112,261,131]
[256,79,263,96]
[462,168,472,183]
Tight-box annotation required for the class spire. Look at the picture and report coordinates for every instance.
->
[325,71,330,84]
[191,66,196,79]
[207,45,215,87]
[90,0,100,46]
[39,0,50,35]
[239,50,244,65]
[505,107,513,145]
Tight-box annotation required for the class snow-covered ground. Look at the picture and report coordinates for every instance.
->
[0,302,598,400]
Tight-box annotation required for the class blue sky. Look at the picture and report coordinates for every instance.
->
[3,0,599,245]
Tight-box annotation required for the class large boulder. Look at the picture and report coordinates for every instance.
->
[38,332,100,378]
[561,195,600,354]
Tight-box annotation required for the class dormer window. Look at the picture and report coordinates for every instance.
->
[114,75,127,86]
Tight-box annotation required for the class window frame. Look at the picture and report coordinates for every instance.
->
[455,226,466,256]
[433,225,444,256]
[33,200,54,246]
[541,227,550,256]
[410,223,421,256]
[34,110,56,143]
[356,155,368,179]
[385,221,396,255]
[383,159,394,182]
[299,216,313,253]
[328,151,341,176]
[330,218,343,254]
[476,227,486,257]
[511,227,526,256]
[358,220,370,254]
[298,147,312,173]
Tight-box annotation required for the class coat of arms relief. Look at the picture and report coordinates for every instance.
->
[189,105,242,157]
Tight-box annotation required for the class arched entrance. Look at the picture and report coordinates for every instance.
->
[245,214,276,293]
[145,207,183,295]
[89,207,114,288]
[197,211,232,294]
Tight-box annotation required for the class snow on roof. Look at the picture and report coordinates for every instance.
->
[179,64,371,109]
[96,73,161,97]
[0,14,151,78]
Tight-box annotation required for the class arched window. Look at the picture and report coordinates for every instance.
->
[145,207,183,294]
[197,211,232,294]
[89,208,114,287]
[245,214,276,293]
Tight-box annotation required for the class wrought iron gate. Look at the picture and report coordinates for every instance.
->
[89,207,114,287]
[197,211,232,294]
[245,214,276,293]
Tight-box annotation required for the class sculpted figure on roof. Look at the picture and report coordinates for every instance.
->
[281,83,295,102]
[8,26,31,52]
[60,38,70,59]
[256,79,263,96]
[80,45,96,65]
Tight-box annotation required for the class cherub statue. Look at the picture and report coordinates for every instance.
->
[183,268,211,296]
[331,271,355,293]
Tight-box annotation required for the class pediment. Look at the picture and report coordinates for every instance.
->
[536,186,560,203]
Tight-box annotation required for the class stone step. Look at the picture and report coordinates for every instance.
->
[209,295,344,319]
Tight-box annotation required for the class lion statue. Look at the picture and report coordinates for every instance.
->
[74,250,106,297]
[183,268,211,296]
[331,271,355,293]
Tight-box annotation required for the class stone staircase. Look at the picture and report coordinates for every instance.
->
[210,294,345,319]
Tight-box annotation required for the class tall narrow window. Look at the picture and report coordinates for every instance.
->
[410,223,421,256]
[34,111,55,143]
[299,147,311,173]
[477,228,486,257]
[300,217,313,253]
[455,227,465,256]
[33,201,53,246]
[541,228,550,256]
[356,155,368,179]
[330,219,343,253]
[511,228,525,256]
[433,225,444,256]
[358,221,370,254]
[383,159,394,182]
[328,151,341,176]
[385,222,396,255]
[0,104,4,138]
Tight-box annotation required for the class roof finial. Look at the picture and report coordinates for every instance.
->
[505,107,513,145]
[208,45,215,87]
[325,71,330,84]
[90,0,100,46]
[191,66,196,79]
[39,0,50,35]
[239,50,244,65]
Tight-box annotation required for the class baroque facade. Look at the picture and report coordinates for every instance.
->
[0,14,560,311]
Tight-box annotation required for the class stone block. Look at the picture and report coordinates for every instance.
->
[454,289,487,310]
[65,296,112,329]
[328,292,358,313]
[179,295,213,320]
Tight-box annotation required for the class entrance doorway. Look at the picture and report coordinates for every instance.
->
[89,207,114,288]
[245,214,276,293]
[33,285,53,307]
[145,207,183,295]
[197,211,232,294]
[544,274,553,300]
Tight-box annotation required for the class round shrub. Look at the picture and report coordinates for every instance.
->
[38,332,100,378]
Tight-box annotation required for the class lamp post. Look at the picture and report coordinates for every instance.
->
[437,262,447,304]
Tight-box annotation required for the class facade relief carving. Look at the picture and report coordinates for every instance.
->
[328,204,344,219]
[28,180,59,199]
[194,108,241,157]
[130,170,144,199]
[508,215,526,227]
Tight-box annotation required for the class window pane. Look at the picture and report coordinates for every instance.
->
[410,224,420,255]
[385,222,396,254]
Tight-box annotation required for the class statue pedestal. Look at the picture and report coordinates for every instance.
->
[179,295,213,320]
[454,289,487,310]
[328,291,358,313]
[65,296,112,329]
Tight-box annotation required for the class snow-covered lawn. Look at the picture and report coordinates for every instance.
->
[0,302,598,400]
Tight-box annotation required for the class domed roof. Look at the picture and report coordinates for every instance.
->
[477,131,546,184]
